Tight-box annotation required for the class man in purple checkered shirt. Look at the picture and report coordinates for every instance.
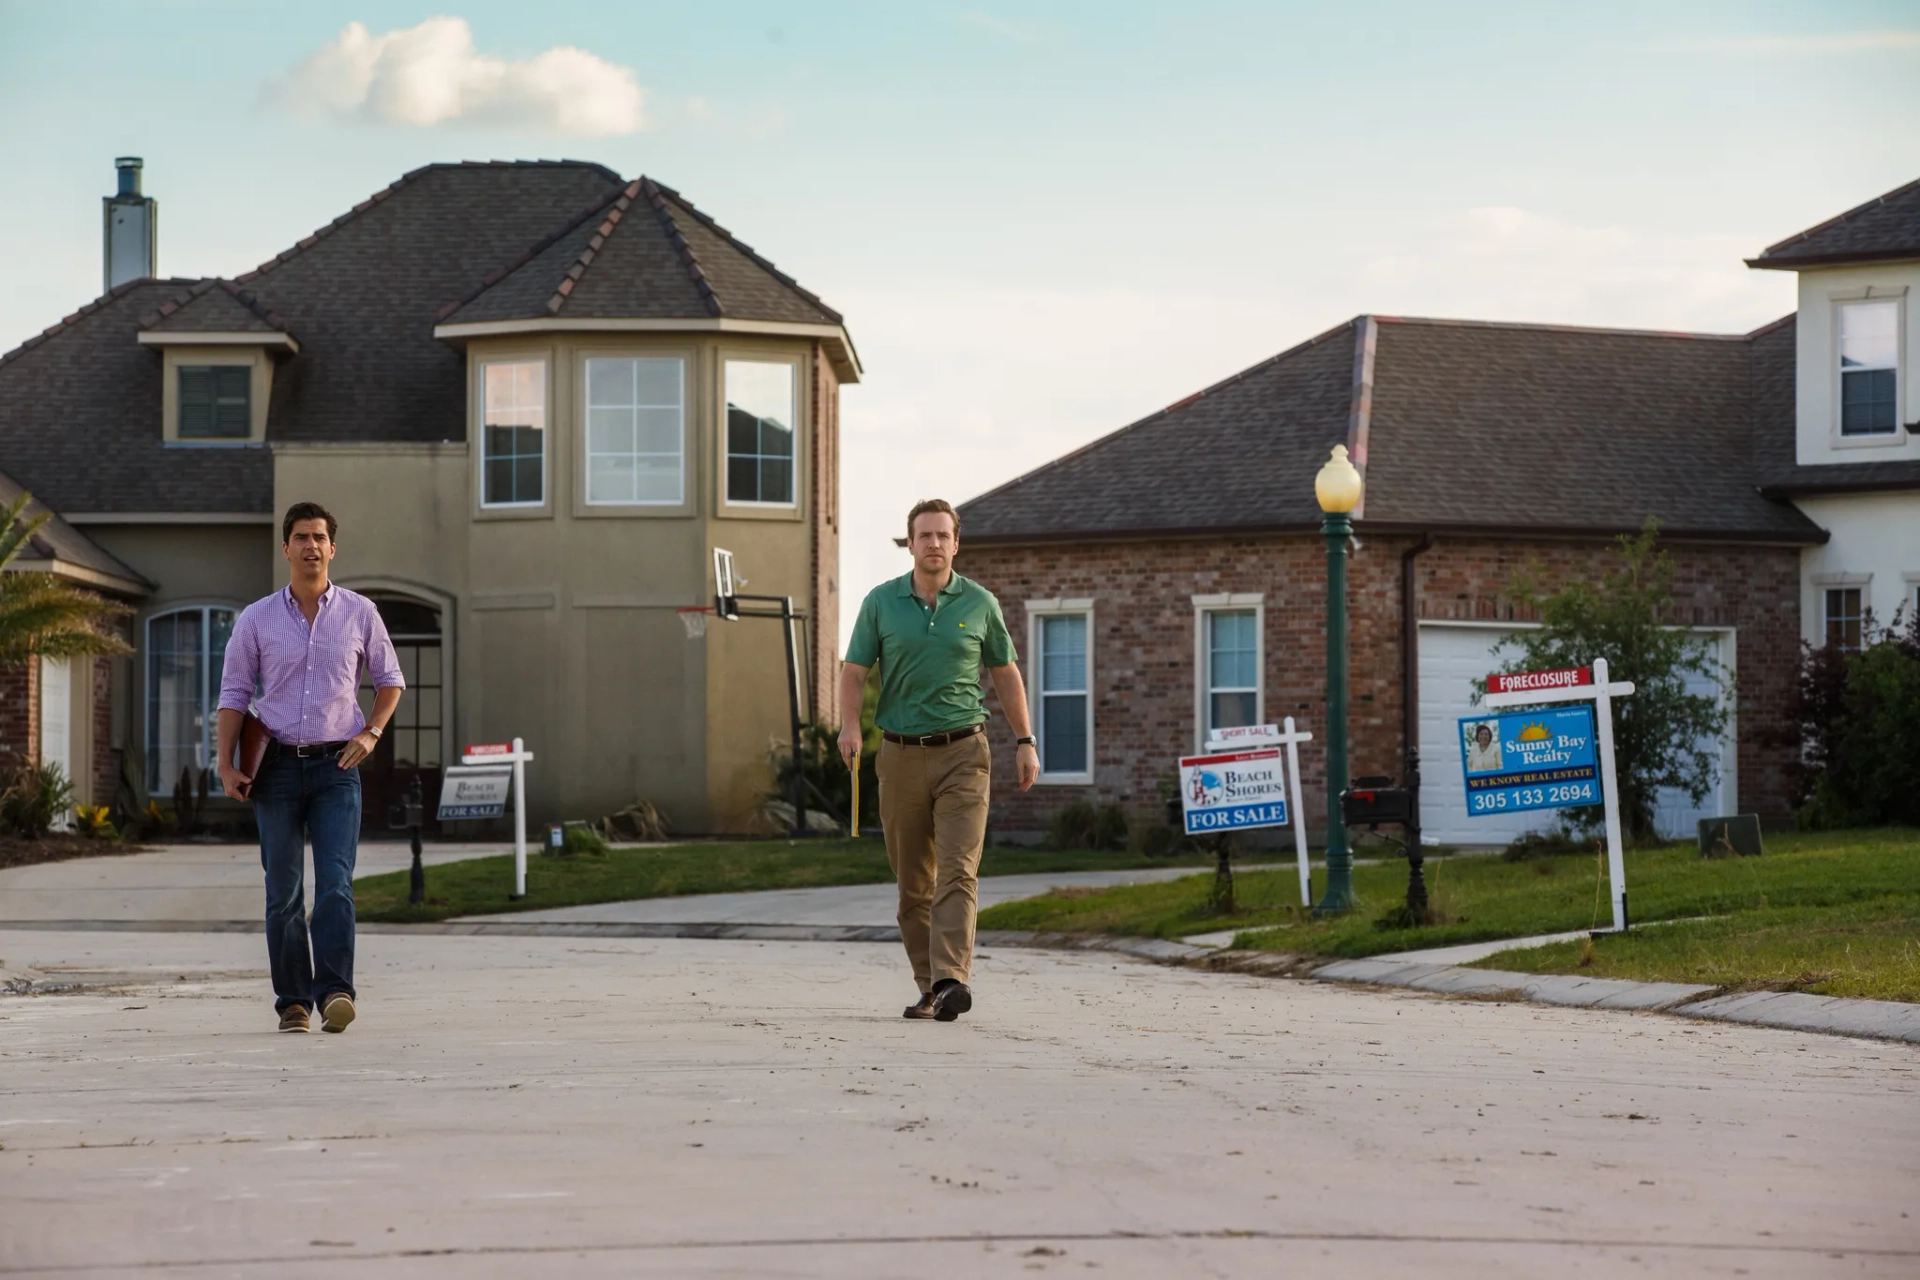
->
[215,502,405,1035]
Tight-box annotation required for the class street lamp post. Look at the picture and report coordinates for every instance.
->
[1314,445,1363,913]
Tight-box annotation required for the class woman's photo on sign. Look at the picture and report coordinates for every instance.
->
[1464,720,1504,773]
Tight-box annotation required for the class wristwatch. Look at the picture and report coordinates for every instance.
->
[366,725,384,739]
[1015,735,1037,747]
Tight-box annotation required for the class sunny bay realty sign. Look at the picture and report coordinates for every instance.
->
[1466,662,1638,932]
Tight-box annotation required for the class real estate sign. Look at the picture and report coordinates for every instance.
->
[1178,748,1289,835]
[437,766,513,821]
[1457,705,1601,818]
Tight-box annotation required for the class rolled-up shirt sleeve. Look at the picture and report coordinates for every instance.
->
[217,611,260,714]
[364,607,406,691]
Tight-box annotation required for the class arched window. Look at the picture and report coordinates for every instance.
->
[146,606,236,793]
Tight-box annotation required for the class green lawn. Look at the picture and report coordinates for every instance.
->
[1468,899,1920,1002]
[357,838,1210,923]
[975,829,1920,999]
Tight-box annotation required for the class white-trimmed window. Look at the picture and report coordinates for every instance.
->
[481,360,547,507]
[1839,300,1899,437]
[585,356,683,505]
[146,606,236,793]
[1193,593,1264,746]
[1824,587,1864,652]
[725,360,796,506]
[1027,599,1093,783]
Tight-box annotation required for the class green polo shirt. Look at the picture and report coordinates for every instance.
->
[845,571,1017,735]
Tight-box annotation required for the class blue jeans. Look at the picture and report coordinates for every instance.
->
[253,749,361,1013]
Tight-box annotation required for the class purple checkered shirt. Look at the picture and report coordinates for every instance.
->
[218,584,405,746]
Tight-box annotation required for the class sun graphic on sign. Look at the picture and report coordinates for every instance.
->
[1517,722,1552,742]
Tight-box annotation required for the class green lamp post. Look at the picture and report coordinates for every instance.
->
[1313,444,1363,914]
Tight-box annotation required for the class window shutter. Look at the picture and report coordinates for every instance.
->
[178,366,213,437]
[213,366,250,438]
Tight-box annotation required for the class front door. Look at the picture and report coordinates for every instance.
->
[356,596,445,833]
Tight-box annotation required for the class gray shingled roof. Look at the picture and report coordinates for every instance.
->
[141,280,290,335]
[0,469,152,594]
[0,162,656,512]
[960,316,1828,545]
[1750,176,1920,269]
[442,178,841,326]
[0,278,276,514]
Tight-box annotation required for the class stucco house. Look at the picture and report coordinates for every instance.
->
[0,158,857,833]
[956,178,1920,845]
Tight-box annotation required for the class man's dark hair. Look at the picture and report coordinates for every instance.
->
[282,502,338,545]
[906,498,960,541]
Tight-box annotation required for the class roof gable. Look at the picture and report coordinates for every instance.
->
[140,280,290,336]
[441,177,841,327]
[1750,176,1920,269]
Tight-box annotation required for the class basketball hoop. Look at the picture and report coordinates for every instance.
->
[677,606,712,640]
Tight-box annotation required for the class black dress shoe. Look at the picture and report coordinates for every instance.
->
[903,992,937,1019]
[931,980,972,1022]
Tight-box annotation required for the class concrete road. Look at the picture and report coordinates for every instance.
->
[1,928,1914,1278]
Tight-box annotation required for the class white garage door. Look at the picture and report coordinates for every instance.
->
[1416,623,1733,847]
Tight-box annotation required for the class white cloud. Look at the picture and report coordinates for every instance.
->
[271,17,644,135]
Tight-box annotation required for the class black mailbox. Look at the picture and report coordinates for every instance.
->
[1342,776,1416,827]
[388,795,424,830]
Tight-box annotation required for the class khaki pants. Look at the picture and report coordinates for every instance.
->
[877,732,992,992]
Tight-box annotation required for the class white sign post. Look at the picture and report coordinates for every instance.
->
[1200,717,1315,906]
[465,738,535,899]
[1482,658,1635,932]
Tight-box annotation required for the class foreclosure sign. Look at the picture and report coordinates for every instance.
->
[1487,667,1591,695]
[1178,748,1289,835]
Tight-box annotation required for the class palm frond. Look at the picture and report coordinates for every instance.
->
[0,495,50,572]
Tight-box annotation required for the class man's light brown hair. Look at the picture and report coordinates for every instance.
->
[906,498,960,541]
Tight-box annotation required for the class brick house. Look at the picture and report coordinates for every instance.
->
[957,179,1920,845]
[0,158,857,832]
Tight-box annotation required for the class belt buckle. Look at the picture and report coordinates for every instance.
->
[917,733,938,747]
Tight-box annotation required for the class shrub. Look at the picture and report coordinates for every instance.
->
[1500,829,1598,862]
[560,822,611,857]
[1784,609,1920,827]
[1494,519,1729,842]
[1046,799,1129,851]
[73,804,117,840]
[0,761,74,839]
[1130,821,1189,858]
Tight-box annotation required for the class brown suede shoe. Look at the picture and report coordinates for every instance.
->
[278,1005,311,1033]
[320,992,356,1034]
[902,992,937,1019]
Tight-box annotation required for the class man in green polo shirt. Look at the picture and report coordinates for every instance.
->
[839,498,1039,1022]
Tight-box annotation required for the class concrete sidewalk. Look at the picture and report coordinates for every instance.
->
[0,841,500,923]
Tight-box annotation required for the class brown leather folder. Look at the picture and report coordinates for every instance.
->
[235,712,271,800]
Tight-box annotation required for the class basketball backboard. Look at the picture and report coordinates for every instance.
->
[713,548,741,620]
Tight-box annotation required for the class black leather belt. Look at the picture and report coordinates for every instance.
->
[273,740,350,760]
[881,724,984,748]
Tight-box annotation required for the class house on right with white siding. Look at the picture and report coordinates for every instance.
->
[1748,177,1920,649]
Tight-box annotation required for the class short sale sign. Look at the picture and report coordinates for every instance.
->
[1178,749,1289,835]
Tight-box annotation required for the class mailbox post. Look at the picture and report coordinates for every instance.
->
[1341,749,1425,919]
[387,774,426,906]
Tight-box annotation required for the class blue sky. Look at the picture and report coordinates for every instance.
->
[3,2,1918,641]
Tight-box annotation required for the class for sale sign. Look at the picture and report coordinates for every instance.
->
[1457,705,1602,818]
[1178,748,1289,835]
[437,766,512,821]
